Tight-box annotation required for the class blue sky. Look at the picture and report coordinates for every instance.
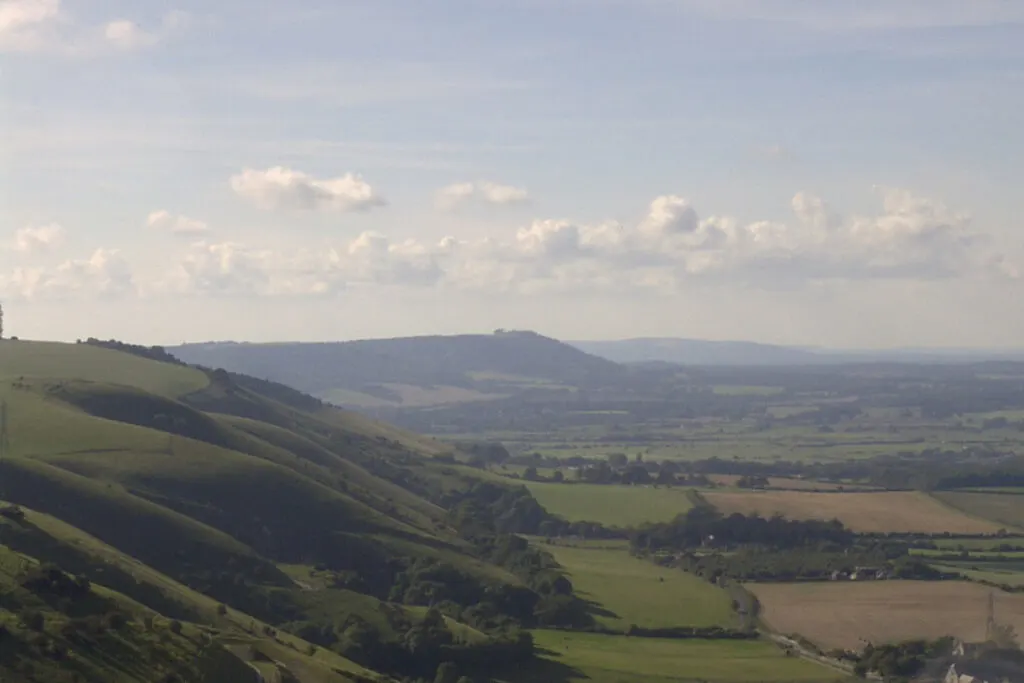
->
[2,0,1024,347]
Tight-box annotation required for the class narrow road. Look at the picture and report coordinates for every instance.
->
[766,633,880,680]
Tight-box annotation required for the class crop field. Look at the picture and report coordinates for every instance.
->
[702,490,1004,534]
[932,491,1024,530]
[541,542,735,630]
[748,581,1024,651]
[499,631,842,683]
[0,340,208,397]
[525,482,694,527]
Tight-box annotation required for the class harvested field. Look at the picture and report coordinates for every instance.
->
[703,490,1003,534]
[749,581,1024,650]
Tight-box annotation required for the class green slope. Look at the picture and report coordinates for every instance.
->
[0,340,575,682]
[0,507,375,682]
[0,339,208,397]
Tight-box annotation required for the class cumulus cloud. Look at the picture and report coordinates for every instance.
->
[231,166,386,212]
[438,188,1011,292]
[14,188,1008,302]
[103,20,157,50]
[0,0,59,51]
[0,248,135,300]
[141,187,1013,298]
[159,232,446,298]
[102,12,187,51]
[12,223,65,253]
[436,180,529,210]
[0,1,185,54]
[147,210,209,235]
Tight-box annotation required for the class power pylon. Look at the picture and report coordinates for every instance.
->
[985,590,997,642]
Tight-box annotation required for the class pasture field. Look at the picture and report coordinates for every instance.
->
[524,481,694,526]
[748,581,1024,651]
[702,490,1004,534]
[934,537,1024,551]
[540,541,736,630]
[499,631,843,683]
[932,491,1024,531]
[0,340,208,397]
[933,565,1024,587]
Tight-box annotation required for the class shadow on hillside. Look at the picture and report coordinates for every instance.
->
[498,647,589,683]
[581,597,619,621]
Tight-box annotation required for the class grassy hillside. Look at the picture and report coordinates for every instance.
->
[0,339,606,681]
[0,506,375,682]
[170,331,626,407]
[0,340,208,397]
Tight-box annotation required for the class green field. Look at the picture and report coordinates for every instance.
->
[501,631,842,683]
[524,482,694,526]
[541,542,736,630]
[932,491,1024,530]
[935,565,1024,587]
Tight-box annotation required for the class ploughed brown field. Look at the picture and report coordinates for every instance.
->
[702,490,1004,534]
[749,581,1024,651]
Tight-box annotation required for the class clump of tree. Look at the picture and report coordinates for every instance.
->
[81,338,185,365]
[631,507,854,554]
[851,637,955,679]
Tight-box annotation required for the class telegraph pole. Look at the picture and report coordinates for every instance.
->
[985,590,996,642]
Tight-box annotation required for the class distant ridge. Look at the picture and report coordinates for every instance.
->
[569,337,1024,366]
[171,331,627,406]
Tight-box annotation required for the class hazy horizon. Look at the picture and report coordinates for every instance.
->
[4,1,1024,347]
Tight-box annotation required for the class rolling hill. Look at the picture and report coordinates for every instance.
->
[170,330,628,408]
[0,338,588,682]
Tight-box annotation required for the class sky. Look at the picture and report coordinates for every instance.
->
[2,0,1024,348]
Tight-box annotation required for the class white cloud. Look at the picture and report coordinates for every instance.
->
[435,182,476,210]
[434,188,1012,292]
[160,232,446,298]
[9,189,1010,303]
[102,12,188,51]
[103,20,157,50]
[0,248,135,300]
[0,1,185,54]
[230,166,386,212]
[0,0,60,51]
[147,210,210,235]
[641,195,700,235]
[479,182,530,206]
[436,180,530,210]
[12,223,65,253]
